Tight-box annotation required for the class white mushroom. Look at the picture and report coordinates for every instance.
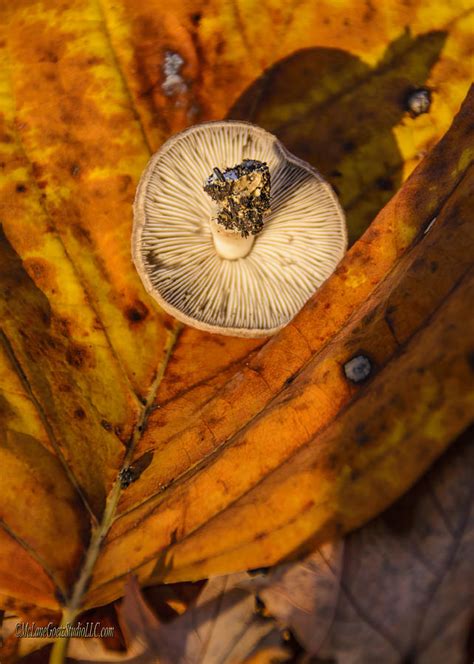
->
[132,121,347,338]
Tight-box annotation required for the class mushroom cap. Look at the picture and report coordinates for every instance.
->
[133,121,347,338]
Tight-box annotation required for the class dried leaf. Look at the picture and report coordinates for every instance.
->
[91,87,473,604]
[253,542,344,655]
[0,0,472,643]
[68,575,287,664]
[258,428,474,663]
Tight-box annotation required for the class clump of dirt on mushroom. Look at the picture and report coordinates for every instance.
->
[203,159,271,238]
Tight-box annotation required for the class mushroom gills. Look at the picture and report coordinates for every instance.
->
[132,120,347,337]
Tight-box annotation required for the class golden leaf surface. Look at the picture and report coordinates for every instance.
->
[0,0,472,632]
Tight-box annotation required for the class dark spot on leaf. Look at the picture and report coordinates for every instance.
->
[354,422,370,446]
[205,413,221,429]
[16,183,27,193]
[350,468,361,481]
[386,304,397,316]
[430,260,438,272]
[86,56,104,66]
[344,354,372,382]
[70,163,80,177]
[66,345,89,368]
[405,87,431,117]
[362,309,377,325]
[74,407,86,420]
[72,224,92,246]
[119,454,154,488]
[376,176,393,191]
[101,419,113,432]
[119,466,135,489]
[25,259,48,281]
[126,301,149,323]
[31,162,44,179]
[44,51,58,63]
[191,11,202,25]
[325,453,339,471]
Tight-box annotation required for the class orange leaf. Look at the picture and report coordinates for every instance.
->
[0,5,472,660]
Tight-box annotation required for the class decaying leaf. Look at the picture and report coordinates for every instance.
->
[0,1,473,656]
[67,428,474,664]
[252,541,345,656]
[257,428,474,664]
[68,575,287,664]
[87,87,474,607]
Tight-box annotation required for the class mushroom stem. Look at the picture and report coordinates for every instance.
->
[204,159,271,260]
[209,217,256,259]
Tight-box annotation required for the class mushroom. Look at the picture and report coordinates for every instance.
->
[132,121,347,338]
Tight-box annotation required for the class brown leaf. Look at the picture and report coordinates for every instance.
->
[258,428,474,663]
[68,575,288,664]
[252,542,344,655]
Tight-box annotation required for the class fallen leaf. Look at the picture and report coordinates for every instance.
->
[258,427,474,664]
[89,87,474,605]
[253,542,344,656]
[104,0,473,241]
[0,0,472,649]
[68,575,287,664]
[229,28,449,243]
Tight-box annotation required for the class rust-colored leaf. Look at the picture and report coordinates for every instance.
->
[0,3,472,661]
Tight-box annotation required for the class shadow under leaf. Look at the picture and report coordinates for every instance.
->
[228,29,447,244]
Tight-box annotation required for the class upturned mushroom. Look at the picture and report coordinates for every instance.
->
[132,121,346,337]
